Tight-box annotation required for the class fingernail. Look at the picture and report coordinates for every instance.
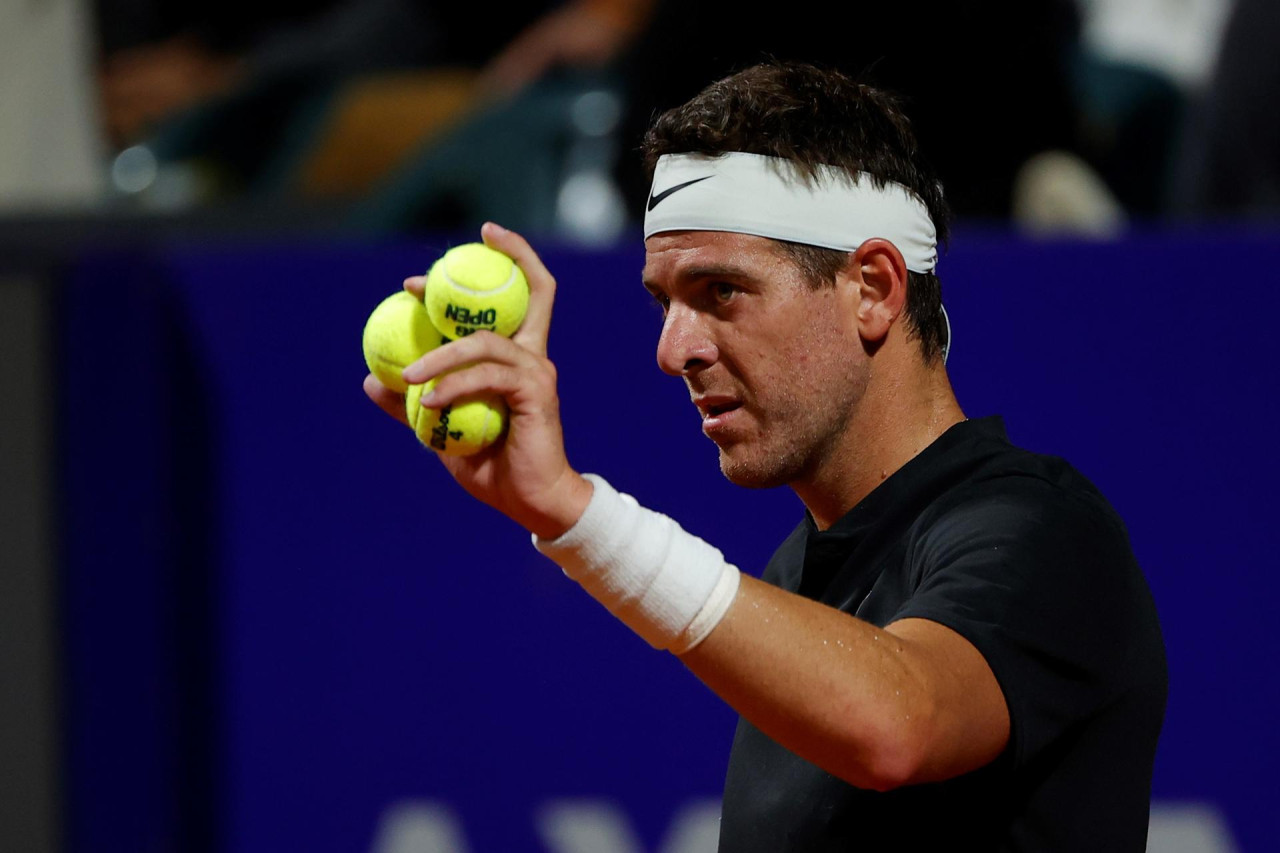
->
[419,387,436,405]
[487,222,508,235]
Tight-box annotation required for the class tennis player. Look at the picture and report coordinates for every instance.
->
[366,61,1167,851]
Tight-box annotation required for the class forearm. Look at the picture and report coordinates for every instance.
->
[534,475,1008,789]
[680,576,943,790]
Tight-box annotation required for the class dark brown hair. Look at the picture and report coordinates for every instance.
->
[641,61,951,362]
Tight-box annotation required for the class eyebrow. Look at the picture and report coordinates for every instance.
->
[642,262,758,292]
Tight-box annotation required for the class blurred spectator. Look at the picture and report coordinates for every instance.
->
[94,0,1237,236]
[355,0,1109,240]
[1076,0,1232,92]
[90,0,653,207]
[1169,0,1280,218]
[1067,0,1235,219]
[473,0,653,99]
[94,0,524,148]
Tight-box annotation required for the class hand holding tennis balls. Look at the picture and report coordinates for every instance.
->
[363,239,530,457]
[391,223,594,540]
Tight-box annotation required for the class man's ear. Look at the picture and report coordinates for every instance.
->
[852,238,908,345]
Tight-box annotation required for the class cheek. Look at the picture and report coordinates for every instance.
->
[770,318,850,373]
[729,292,853,395]
[774,334,861,410]
[744,343,831,416]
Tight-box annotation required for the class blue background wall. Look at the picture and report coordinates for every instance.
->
[59,228,1279,851]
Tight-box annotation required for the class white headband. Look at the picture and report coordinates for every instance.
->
[643,152,938,274]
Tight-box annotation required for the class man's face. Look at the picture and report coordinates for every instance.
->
[642,231,868,489]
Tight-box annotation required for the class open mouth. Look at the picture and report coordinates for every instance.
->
[706,402,741,417]
[698,399,744,421]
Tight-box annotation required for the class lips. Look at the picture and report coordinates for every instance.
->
[694,396,745,438]
[694,396,742,418]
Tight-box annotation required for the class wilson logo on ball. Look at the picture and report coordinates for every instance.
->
[429,406,454,451]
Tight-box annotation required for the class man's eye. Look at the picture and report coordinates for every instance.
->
[712,282,737,303]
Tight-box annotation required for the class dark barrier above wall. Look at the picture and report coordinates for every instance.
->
[60,228,1279,853]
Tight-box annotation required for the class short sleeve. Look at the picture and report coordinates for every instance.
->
[891,475,1153,768]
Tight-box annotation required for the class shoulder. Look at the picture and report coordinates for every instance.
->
[903,440,1163,643]
[918,441,1133,571]
[902,442,1165,670]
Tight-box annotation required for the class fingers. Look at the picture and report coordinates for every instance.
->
[402,275,426,299]
[402,330,537,386]
[480,222,556,357]
[419,360,554,412]
[363,373,410,427]
[401,331,557,416]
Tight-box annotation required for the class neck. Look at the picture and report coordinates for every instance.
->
[793,357,964,530]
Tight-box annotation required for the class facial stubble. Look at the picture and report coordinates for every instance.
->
[715,350,868,490]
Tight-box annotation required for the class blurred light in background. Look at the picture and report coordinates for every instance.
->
[555,88,627,245]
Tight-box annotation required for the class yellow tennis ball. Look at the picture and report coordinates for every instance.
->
[405,379,507,456]
[363,291,442,393]
[424,243,529,340]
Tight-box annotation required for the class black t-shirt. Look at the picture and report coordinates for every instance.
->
[719,417,1167,852]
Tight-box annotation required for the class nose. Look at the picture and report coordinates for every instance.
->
[656,304,718,376]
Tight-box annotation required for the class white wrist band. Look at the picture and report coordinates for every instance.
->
[532,474,741,654]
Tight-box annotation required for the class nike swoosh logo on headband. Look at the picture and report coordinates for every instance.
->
[647,176,713,211]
